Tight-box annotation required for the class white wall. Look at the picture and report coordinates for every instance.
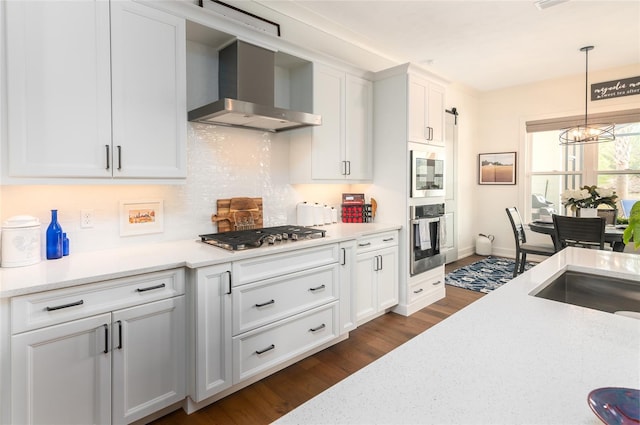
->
[473,63,640,257]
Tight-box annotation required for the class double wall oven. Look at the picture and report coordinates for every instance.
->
[410,203,446,276]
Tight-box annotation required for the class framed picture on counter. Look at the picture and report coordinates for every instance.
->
[119,200,164,236]
[478,152,517,185]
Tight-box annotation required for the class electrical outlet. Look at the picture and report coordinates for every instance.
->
[80,209,94,228]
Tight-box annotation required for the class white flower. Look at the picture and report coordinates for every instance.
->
[597,187,615,198]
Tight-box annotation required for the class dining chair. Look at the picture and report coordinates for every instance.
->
[505,207,556,278]
[551,214,606,251]
[621,200,637,218]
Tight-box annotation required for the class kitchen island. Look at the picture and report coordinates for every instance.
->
[275,247,640,425]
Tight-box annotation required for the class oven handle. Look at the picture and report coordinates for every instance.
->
[410,217,441,225]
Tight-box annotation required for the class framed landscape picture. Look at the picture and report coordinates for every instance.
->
[119,200,164,236]
[478,152,516,185]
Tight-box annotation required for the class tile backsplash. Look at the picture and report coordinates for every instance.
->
[0,124,357,255]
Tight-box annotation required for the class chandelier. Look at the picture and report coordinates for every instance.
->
[559,46,615,145]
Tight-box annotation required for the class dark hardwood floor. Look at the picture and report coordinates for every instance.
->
[151,255,485,425]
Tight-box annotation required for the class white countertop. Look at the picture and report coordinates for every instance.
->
[0,223,400,298]
[275,248,640,425]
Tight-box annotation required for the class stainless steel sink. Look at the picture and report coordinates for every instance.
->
[532,271,640,314]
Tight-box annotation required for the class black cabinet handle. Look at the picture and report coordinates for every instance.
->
[383,237,394,242]
[414,288,424,294]
[379,255,383,270]
[116,320,123,349]
[225,271,232,295]
[346,161,351,175]
[105,145,110,170]
[432,280,442,286]
[117,145,122,170]
[358,242,371,247]
[255,344,275,355]
[136,283,165,292]
[309,323,326,332]
[255,299,275,308]
[45,299,84,311]
[340,248,346,265]
[309,284,326,292]
[103,324,109,354]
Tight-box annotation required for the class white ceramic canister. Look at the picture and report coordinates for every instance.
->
[296,202,314,226]
[1,215,41,267]
[313,203,324,226]
[323,205,332,224]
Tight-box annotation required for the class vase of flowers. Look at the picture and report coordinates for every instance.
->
[561,185,618,216]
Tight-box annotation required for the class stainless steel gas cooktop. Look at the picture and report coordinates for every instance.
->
[199,225,326,251]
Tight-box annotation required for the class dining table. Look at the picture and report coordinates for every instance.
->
[528,220,628,252]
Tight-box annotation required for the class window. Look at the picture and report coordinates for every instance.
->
[526,110,640,221]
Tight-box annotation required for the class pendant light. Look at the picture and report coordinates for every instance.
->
[559,46,615,145]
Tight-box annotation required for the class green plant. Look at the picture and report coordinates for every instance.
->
[623,201,640,249]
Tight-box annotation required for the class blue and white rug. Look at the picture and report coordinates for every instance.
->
[445,256,534,293]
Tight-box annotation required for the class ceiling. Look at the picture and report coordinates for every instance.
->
[225,0,640,92]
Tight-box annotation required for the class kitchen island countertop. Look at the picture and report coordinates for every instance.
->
[0,223,400,298]
[275,247,640,425]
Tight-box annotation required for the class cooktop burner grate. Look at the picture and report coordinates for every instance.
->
[199,225,326,251]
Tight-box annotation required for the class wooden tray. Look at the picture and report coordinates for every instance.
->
[212,197,263,232]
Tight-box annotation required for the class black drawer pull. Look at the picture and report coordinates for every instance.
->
[414,288,424,294]
[309,284,326,292]
[383,237,394,242]
[309,323,326,332]
[255,344,275,355]
[136,283,166,292]
[358,242,371,247]
[255,299,275,308]
[45,299,84,311]
[432,280,442,286]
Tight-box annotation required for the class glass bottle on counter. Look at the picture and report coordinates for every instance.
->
[46,209,63,259]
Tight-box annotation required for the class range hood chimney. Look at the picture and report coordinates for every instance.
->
[188,40,321,132]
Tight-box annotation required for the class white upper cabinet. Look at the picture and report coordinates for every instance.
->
[4,0,186,180]
[290,63,372,183]
[408,74,445,146]
[5,1,112,178]
[110,1,186,179]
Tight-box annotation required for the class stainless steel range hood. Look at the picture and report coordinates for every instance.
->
[188,40,321,132]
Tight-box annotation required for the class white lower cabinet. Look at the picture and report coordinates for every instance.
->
[339,240,357,334]
[10,269,186,425]
[231,246,340,383]
[11,313,112,425]
[112,297,186,424]
[232,302,339,382]
[355,231,399,325]
[190,263,233,403]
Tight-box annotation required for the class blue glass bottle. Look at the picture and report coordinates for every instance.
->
[46,210,63,259]
[62,233,69,256]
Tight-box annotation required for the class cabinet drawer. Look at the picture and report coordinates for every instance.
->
[356,231,398,253]
[11,268,185,334]
[408,273,444,304]
[233,302,339,383]
[232,243,339,286]
[233,264,338,335]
